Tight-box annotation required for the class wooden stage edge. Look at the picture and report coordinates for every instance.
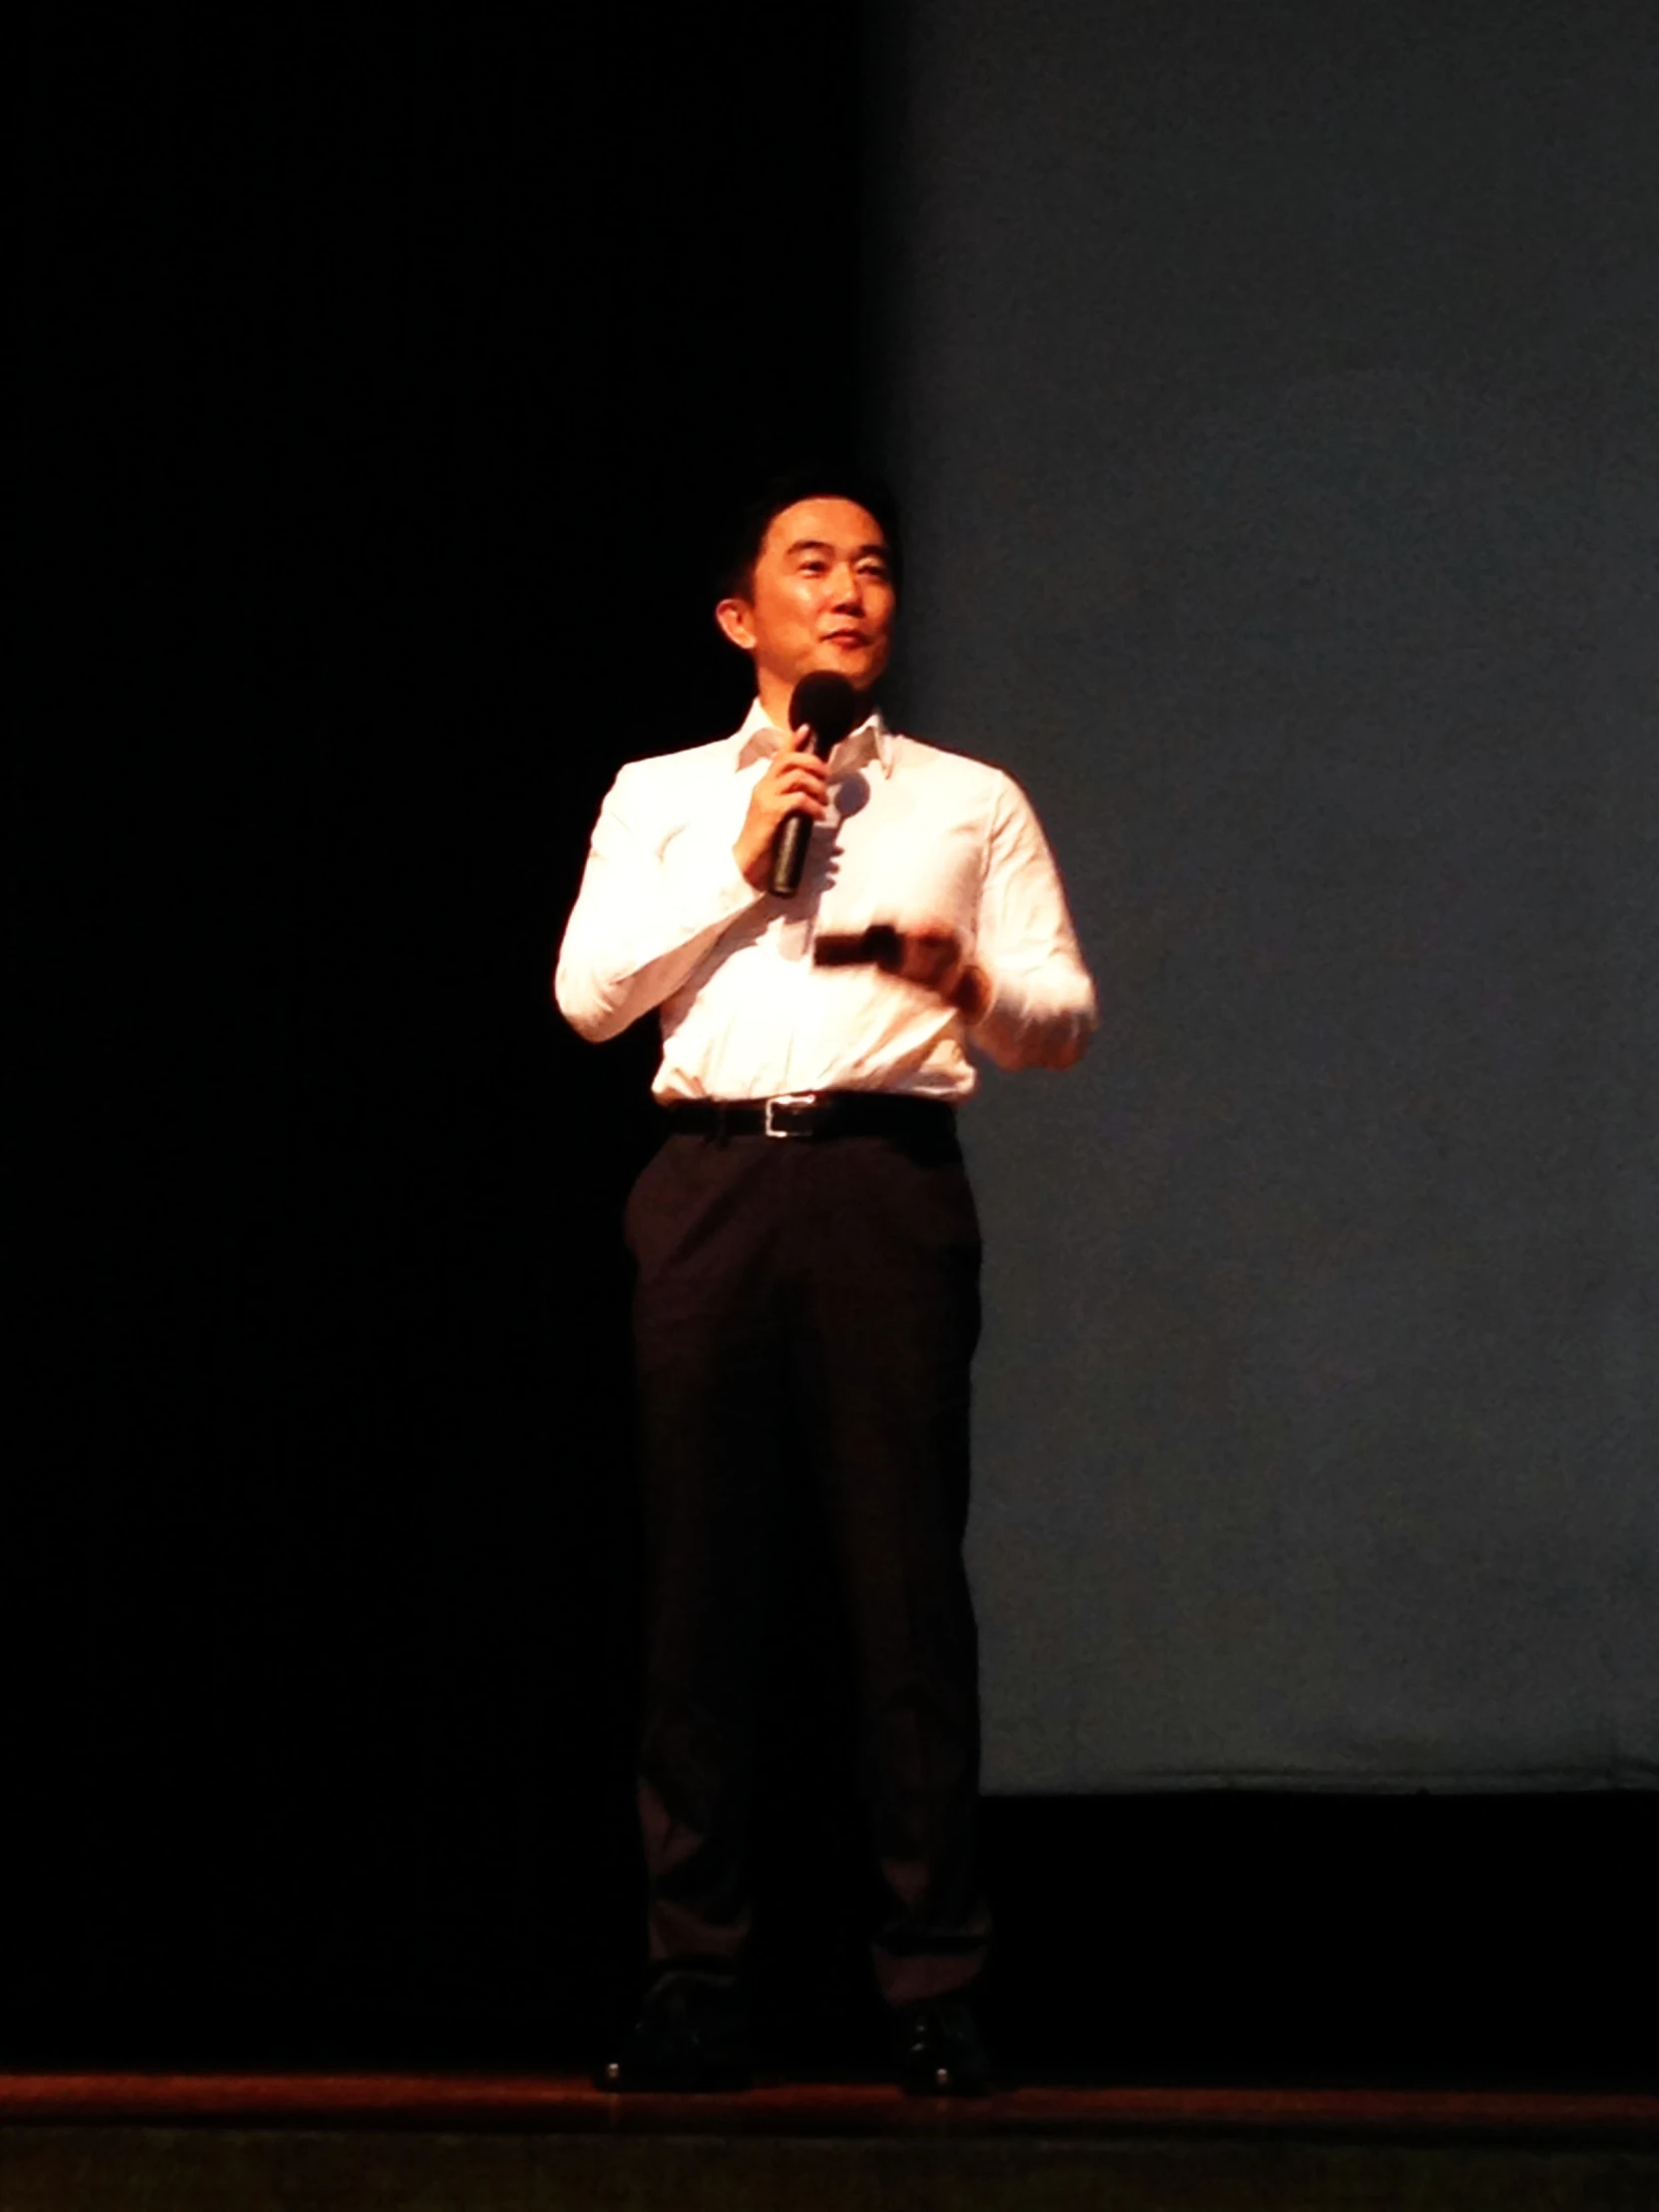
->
[2,2074,1655,2141]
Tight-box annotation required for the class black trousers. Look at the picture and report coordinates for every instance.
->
[626,1117,991,2007]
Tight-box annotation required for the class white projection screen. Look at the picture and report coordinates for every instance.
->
[870,0,1658,1792]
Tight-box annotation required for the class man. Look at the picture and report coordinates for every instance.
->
[555,473,1096,2093]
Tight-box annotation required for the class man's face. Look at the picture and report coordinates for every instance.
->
[716,497,895,700]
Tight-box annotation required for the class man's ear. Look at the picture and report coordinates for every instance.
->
[715,597,756,652]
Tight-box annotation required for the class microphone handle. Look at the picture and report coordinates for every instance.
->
[768,720,839,896]
[769,809,815,898]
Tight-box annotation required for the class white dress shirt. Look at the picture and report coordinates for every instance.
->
[554,699,1097,1103]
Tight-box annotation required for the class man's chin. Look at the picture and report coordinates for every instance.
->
[810,652,883,694]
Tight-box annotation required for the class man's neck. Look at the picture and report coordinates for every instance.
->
[755,670,800,734]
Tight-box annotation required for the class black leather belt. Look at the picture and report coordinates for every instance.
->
[665,1091,957,1143]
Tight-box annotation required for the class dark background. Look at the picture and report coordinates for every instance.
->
[14,4,1652,2084]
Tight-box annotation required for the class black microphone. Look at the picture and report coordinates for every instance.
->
[769,672,861,897]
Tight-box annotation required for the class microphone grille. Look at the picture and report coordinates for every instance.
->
[788,672,861,751]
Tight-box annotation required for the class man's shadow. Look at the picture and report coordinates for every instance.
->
[708,771,870,969]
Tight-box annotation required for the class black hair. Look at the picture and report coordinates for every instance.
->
[715,466,903,604]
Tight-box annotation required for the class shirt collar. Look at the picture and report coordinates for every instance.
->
[734,694,893,778]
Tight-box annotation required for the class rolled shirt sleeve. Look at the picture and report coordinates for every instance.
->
[554,760,763,1043]
[968,773,1098,1071]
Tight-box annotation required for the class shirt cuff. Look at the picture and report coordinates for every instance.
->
[970,963,1095,1070]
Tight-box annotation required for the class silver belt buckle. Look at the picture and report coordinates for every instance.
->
[764,1091,820,1139]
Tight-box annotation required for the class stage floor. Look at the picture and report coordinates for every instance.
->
[2,2068,1655,2134]
[3,2074,1655,2211]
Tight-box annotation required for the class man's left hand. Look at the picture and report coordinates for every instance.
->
[813,921,990,1020]
[881,924,991,1022]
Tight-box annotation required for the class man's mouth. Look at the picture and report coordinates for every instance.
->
[824,629,868,648]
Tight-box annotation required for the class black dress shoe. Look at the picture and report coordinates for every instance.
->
[598,1972,753,2094]
[893,1990,993,2097]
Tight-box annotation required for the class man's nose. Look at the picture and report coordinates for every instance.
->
[830,565,864,607]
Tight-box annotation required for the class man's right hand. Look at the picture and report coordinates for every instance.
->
[734,726,830,889]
